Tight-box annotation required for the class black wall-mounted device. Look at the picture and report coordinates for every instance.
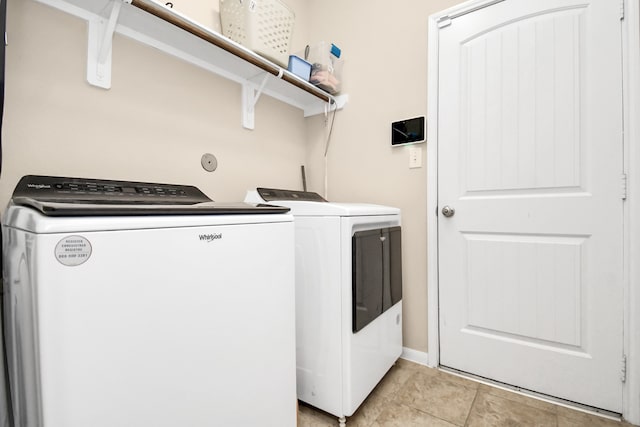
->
[391,116,425,146]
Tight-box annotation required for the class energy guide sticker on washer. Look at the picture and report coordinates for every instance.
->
[55,236,92,266]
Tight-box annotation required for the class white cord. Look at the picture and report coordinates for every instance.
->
[324,98,338,157]
[324,155,328,199]
[323,98,338,198]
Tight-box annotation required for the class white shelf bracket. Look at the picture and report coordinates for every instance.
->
[303,94,349,118]
[87,0,130,89]
[242,73,274,130]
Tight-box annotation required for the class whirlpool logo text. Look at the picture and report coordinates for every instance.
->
[27,183,51,190]
[199,233,223,242]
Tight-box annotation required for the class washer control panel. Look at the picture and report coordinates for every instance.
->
[12,175,212,205]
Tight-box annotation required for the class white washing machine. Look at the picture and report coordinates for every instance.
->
[1,176,297,427]
[1,288,9,427]
[246,188,403,426]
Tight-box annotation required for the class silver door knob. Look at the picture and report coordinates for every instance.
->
[442,206,455,217]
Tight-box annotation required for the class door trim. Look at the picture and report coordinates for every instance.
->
[622,0,640,423]
[425,0,640,423]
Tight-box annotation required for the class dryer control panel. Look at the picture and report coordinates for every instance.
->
[257,187,327,202]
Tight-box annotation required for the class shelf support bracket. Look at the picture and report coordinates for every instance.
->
[87,0,130,89]
[241,72,276,130]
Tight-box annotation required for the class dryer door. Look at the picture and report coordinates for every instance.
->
[352,226,402,332]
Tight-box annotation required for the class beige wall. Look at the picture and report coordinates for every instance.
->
[1,0,312,205]
[305,0,463,352]
[1,0,463,355]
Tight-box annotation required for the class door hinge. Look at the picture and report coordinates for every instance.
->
[621,355,627,382]
[621,173,628,200]
[620,0,625,20]
[437,16,452,28]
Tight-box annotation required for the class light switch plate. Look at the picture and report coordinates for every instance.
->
[409,146,422,168]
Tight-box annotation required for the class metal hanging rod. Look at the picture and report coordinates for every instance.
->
[129,0,332,103]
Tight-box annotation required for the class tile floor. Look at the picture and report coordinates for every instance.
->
[297,359,639,427]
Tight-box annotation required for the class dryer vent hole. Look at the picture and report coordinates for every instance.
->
[201,153,218,172]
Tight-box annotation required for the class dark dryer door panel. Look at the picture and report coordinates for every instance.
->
[387,227,403,310]
[352,229,384,332]
[352,226,402,333]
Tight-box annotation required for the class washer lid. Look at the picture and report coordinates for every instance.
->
[9,176,289,216]
[2,203,293,233]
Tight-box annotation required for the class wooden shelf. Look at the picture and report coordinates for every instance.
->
[35,0,347,129]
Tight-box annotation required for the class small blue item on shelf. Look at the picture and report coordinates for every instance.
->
[288,55,312,81]
[330,43,341,58]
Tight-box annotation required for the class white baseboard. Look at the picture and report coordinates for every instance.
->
[400,347,429,366]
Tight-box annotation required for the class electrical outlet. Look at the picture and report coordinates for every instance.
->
[409,146,422,169]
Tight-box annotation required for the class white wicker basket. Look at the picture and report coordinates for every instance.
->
[220,0,295,67]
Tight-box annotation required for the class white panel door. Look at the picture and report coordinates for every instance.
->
[437,0,624,412]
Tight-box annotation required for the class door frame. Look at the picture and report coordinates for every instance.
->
[425,0,640,423]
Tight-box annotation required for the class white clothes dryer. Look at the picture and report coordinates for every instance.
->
[246,188,403,426]
[2,176,297,427]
